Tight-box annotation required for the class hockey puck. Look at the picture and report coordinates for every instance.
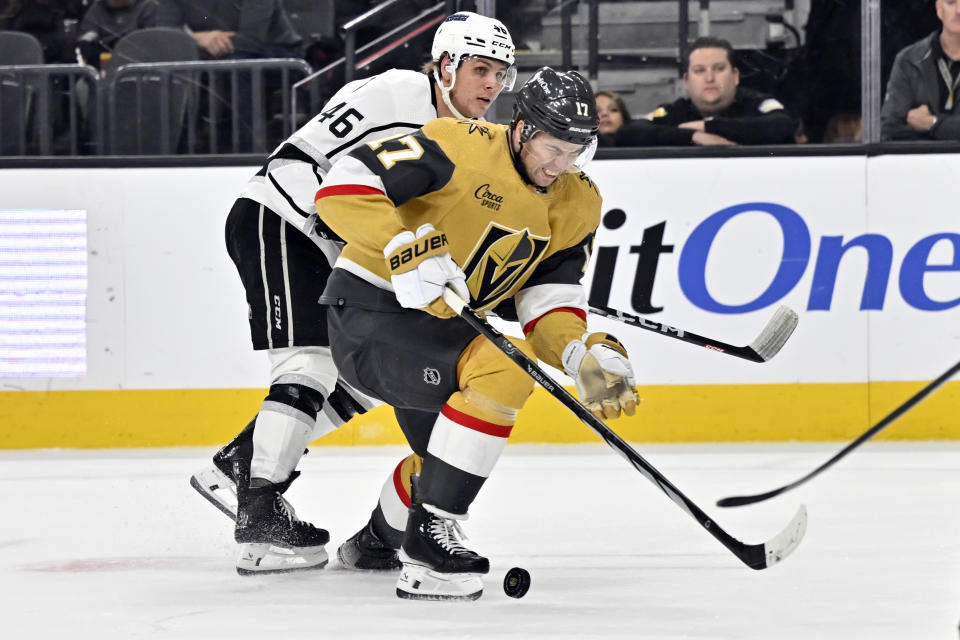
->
[503,567,531,598]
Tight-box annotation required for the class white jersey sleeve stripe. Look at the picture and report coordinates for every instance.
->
[515,283,588,330]
[333,257,393,291]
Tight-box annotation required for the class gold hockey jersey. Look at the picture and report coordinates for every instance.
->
[315,118,602,366]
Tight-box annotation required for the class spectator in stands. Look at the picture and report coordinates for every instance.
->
[823,112,861,143]
[880,0,960,141]
[615,36,797,146]
[155,0,304,152]
[0,0,86,62]
[595,90,631,147]
[77,0,158,68]
[155,0,302,60]
[793,118,809,144]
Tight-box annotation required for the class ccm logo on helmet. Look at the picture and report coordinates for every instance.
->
[389,233,450,270]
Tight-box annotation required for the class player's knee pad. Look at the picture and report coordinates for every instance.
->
[267,346,338,397]
[264,382,324,420]
[457,334,536,411]
[326,380,377,422]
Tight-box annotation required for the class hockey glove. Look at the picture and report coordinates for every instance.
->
[384,223,469,319]
[562,332,640,420]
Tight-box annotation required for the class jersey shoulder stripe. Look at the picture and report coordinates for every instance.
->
[316,184,383,199]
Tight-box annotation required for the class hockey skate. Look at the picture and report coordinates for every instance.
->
[234,471,329,575]
[189,420,299,521]
[189,420,253,520]
[337,520,402,571]
[396,502,489,601]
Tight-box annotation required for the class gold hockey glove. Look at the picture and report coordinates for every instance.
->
[562,332,640,420]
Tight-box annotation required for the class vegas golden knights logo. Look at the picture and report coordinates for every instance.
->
[462,223,550,308]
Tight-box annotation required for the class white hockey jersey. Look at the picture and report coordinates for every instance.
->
[239,69,440,261]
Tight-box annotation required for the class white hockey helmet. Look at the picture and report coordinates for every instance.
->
[431,11,516,91]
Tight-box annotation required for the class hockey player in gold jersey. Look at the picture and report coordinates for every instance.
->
[316,68,640,600]
[189,12,517,576]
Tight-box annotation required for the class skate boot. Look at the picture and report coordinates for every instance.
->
[189,419,254,520]
[189,419,301,521]
[234,471,329,575]
[396,501,489,601]
[337,520,402,571]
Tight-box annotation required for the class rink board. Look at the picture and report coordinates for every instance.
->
[0,155,958,447]
[0,380,958,448]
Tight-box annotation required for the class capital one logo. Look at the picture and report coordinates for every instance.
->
[590,202,960,314]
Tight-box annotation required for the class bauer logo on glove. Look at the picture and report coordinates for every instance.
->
[383,224,469,319]
[387,230,449,272]
[562,332,640,420]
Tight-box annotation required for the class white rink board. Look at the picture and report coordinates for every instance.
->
[0,166,266,392]
[0,154,956,391]
[586,156,872,385]
[865,155,960,380]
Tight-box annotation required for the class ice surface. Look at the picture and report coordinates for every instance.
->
[1,442,957,639]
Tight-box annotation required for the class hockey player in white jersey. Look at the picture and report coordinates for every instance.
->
[190,11,516,575]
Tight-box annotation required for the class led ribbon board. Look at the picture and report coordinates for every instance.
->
[0,209,87,377]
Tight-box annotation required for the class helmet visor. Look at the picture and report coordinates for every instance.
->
[498,64,518,92]
[525,132,598,173]
[571,136,598,171]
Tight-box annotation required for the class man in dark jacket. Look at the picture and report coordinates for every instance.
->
[616,36,797,146]
[880,0,960,141]
[77,0,158,66]
[155,0,301,59]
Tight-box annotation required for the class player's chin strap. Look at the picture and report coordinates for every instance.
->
[506,123,539,188]
[433,67,466,120]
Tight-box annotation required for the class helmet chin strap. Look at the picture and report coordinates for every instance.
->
[507,124,539,188]
[433,67,467,120]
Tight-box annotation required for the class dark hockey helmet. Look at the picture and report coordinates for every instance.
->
[512,67,599,147]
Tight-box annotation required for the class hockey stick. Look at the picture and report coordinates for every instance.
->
[717,357,960,508]
[588,305,799,363]
[442,288,807,570]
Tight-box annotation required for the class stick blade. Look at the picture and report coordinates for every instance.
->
[760,505,808,569]
[716,486,783,508]
[748,305,799,362]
